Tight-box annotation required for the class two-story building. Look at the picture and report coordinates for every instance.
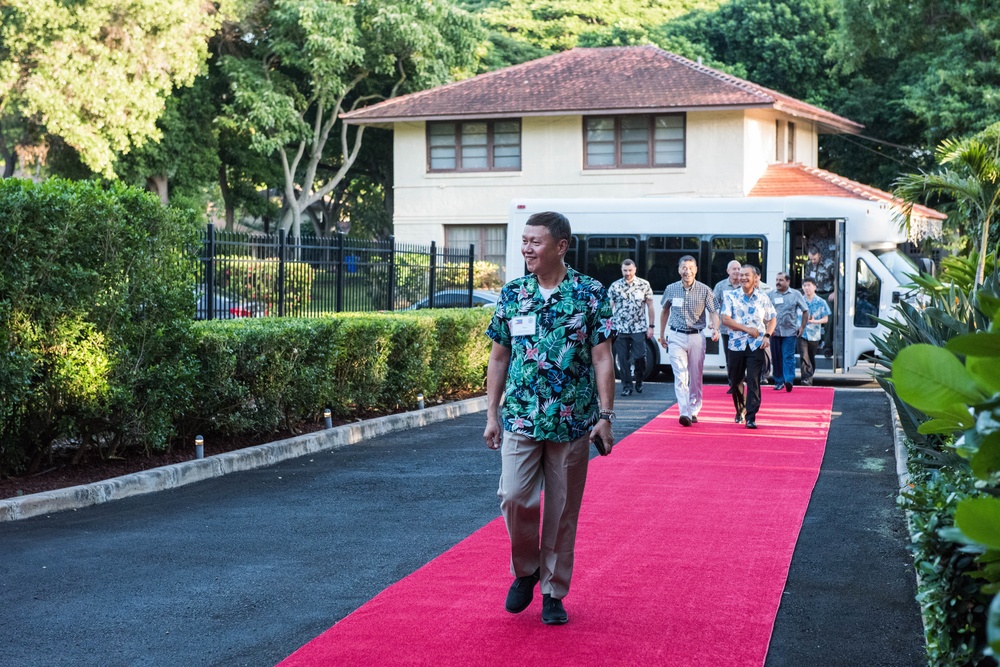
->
[343,45,943,274]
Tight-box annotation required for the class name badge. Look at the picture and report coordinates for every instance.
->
[774,297,784,304]
[672,297,684,308]
[510,314,537,337]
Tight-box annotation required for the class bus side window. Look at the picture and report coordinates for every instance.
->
[709,236,767,285]
[855,259,881,328]
[646,235,699,289]
[584,236,637,288]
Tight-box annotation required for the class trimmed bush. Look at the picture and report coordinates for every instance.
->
[184,308,492,439]
[0,178,199,476]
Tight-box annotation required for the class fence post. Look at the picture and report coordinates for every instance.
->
[336,232,345,313]
[206,223,216,320]
[278,229,287,317]
[467,243,475,307]
[428,241,437,309]
[387,236,396,311]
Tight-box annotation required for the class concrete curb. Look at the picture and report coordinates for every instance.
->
[0,396,489,523]
[887,394,910,489]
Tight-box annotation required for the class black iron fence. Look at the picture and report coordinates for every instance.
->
[195,225,478,319]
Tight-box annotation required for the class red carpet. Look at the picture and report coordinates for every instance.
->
[279,385,835,666]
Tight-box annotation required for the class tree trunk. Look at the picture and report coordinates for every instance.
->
[0,134,16,178]
[146,175,169,205]
[218,164,235,231]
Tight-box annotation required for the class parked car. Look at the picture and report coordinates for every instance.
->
[194,286,268,320]
[406,289,499,310]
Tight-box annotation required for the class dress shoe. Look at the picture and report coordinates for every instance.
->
[679,415,692,427]
[621,387,632,396]
[505,568,540,613]
[635,383,643,393]
[691,416,698,423]
[746,420,757,429]
[541,594,568,625]
[734,412,745,424]
[785,381,793,392]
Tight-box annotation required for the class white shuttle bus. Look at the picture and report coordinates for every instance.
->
[506,196,923,377]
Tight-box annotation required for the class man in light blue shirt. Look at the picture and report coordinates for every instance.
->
[799,277,832,386]
[721,265,777,429]
[768,272,808,392]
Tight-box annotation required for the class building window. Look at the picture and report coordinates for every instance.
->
[787,122,795,163]
[427,121,521,172]
[584,114,685,169]
[445,225,508,281]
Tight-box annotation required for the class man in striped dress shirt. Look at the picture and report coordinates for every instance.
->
[657,255,720,426]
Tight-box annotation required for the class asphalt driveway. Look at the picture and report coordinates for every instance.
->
[0,378,923,666]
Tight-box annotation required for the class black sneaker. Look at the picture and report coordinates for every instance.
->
[621,387,633,396]
[635,383,643,394]
[505,568,540,613]
[541,594,568,625]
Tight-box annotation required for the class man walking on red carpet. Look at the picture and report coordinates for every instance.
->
[721,265,776,429]
[484,211,616,626]
[657,255,720,427]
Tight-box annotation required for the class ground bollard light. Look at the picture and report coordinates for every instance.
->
[417,393,425,410]
[195,435,204,459]
[324,409,333,429]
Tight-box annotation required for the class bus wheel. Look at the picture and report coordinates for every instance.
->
[642,338,661,381]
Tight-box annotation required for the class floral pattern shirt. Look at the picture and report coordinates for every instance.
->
[721,288,777,352]
[486,267,614,442]
[803,295,832,342]
[608,276,654,334]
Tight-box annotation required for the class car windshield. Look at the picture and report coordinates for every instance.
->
[873,249,920,286]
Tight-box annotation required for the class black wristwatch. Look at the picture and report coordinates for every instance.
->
[763,333,771,338]
[599,410,616,424]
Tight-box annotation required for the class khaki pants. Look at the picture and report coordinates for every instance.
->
[498,431,591,600]
[667,328,706,418]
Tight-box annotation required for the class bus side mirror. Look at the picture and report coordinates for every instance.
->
[892,291,901,304]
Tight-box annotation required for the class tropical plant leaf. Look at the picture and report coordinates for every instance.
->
[955,496,1000,550]
[917,418,968,435]
[947,333,1000,357]
[892,344,985,414]
[967,357,1000,394]
[989,590,1000,654]
[972,431,1000,480]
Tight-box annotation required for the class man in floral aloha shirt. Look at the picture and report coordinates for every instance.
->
[483,211,616,626]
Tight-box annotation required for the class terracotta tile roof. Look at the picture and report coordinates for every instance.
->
[342,46,862,133]
[749,163,947,221]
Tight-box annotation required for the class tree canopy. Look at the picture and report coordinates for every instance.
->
[219,0,485,236]
[0,0,233,177]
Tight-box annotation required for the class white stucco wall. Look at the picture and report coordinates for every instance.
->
[390,110,814,245]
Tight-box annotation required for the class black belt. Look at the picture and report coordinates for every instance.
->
[670,327,700,334]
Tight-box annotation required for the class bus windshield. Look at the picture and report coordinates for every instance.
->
[872,249,920,286]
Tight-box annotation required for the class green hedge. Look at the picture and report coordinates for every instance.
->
[181,308,492,440]
[0,178,199,477]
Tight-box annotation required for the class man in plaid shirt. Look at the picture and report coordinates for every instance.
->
[657,255,720,427]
